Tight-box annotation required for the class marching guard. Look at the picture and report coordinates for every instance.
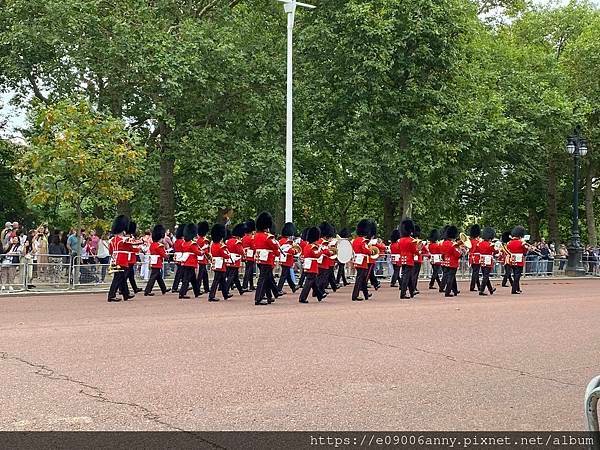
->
[427,229,443,291]
[171,225,185,293]
[441,225,461,298]
[397,219,419,299]
[500,231,514,288]
[242,220,256,291]
[208,224,231,302]
[335,228,351,287]
[179,223,201,299]
[506,226,527,294]
[277,222,298,293]
[351,219,373,301]
[253,212,280,305]
[468,224,482,292]
[125,221,141,294]
[107,215,131,302]
[478,227,497,296]
[226,223,247,296]
[196,221,211,294]
[144,224,170,296]
[298,227,324,303]
[412,224,423,295]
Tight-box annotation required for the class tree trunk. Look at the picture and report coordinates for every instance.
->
[398,179,413,219]
[585,161,597,246]
[547,158,560,244]
[383,196,397,240]
[158,121,176,230]
[527,207,540,241]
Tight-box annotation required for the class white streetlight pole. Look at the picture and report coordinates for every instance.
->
[278,0,315,223]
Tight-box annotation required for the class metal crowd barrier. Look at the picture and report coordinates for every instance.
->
[0,252,590,295]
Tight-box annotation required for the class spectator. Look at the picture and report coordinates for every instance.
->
[48,234,67,284]
[1,222,12,246]
[1,236,24,292]
[97,231,110,283]
[558,244,568,271]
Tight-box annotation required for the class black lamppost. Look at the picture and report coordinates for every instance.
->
[565,125,588,276]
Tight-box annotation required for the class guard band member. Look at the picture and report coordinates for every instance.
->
[144,224,170,296]
[469,224,482,292]
[298,227,324,303]
[478,227,497,296]
[107,215,130,302]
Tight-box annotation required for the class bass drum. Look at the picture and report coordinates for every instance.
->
[336,239,354,264]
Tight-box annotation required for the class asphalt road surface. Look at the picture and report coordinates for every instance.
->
[1,278,598,431]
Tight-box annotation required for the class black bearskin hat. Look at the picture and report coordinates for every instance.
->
[482,227,496,241]
[501,231,511,244]
[319,222,335,238]
[256,212,273,231]
[152,224,166,242]
[183,223,198,241]
[175,224,185,239]
[197,221,210,237]
[414,224,421,239]
[400,219,415,238]
[356,219,371,237]
[368,220,377,238]
[300,227,309,241]
[232,223,246,238]
[211,223,226,242]
[428,229,440,242]
[281,222,297,237]
[339,228,350,239]
[511,225,526,238]
[469,224,482,239]
[307,226,321,243]
[390,229,400,242]
[440,225,449,240]
[445,225,459,240]
[128,221,137,236]
[111,215,129,235]
[245,219,256,233]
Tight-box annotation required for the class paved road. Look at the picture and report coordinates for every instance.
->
[1,278,598,431]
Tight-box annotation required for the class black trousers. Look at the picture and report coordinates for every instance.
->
[511,265,523,293]
[412,262,421,292]
[318,267,336,292]
[391,265,401,286]
[197,264,209,292]
[470,264,481,291]
[352,267,370,300]
[368,263,380,288]
[179,266,200,297]
[226,267,244,295]
[335,263,348,285]
[209,270,229,300]
[298,270,306,288]
[444,267,458,296]
[400,264,415,298]
[440,266,449,291]
[171,264,182,291]
[502,265,514,286]
[277,265,296,292]
[127,265,139,292]
[429,265,442,289]
[299,273,322,302]
[242,261,256,290]
[145,267,167,294]
[255,264,275,303]
[108,269,129,299]
[480,266,494,294]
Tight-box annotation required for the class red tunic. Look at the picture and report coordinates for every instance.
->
[478,240,495,268]
[173,238,184,264]
[197,236,210,266]
[506,239,527,267]
[278,237,296,268]
[109,235,129,268]
[254,232,280,267]
[469,237,482,265]
[352,237,371,269]
[210,242,229,272]
[427,241,442,266]
[181,240,201,268]
[226,237,244,269]
[397,236,418,266]
[390,241,401,266]
[317,238,333,270]
[149,241,167,269]
[302,243,322,274]
[441,239,461,269]
[241,233,255,262]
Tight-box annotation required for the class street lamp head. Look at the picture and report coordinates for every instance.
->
[566,140,576,155]
[580,140,588,157]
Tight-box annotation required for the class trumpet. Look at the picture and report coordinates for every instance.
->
[108,263,124,274]
[369,245,380,257]
[455,232,472,250]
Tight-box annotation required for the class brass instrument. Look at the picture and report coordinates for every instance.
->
[107,263,124,274]
[455,232,472,250]
[369,245,380,257]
